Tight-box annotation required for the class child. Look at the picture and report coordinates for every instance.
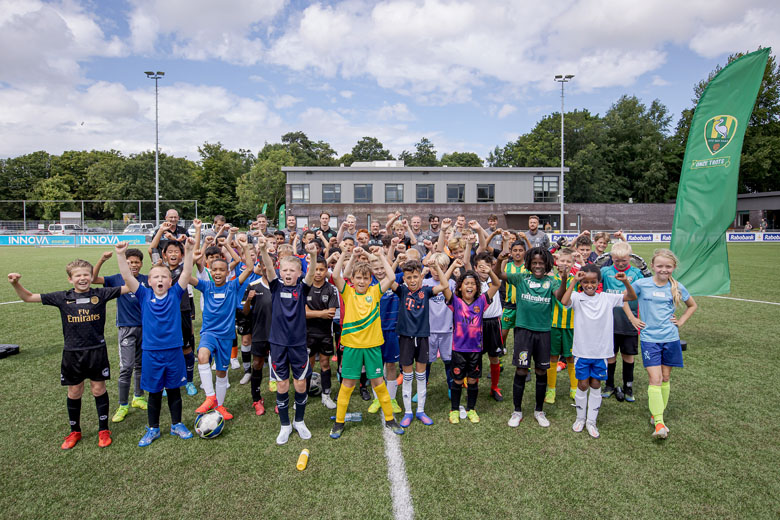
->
[447,263,501,423]
[546,248,579,404]
[8,262,125,449]
[92,248,149,422]
[574,234,597,264]
[423,253,457,398]
[496,246,560,429]
[558,264,636,438]
[242,261,272,415]
[191,235,255,421]
[473,252,505,401]
[601,241,645,402]
[500,239,528,347]
[116,239,196,447]
[628,249,697,439]
[257,236,318,445]
[305,256,339,409]
[329,247,404,439]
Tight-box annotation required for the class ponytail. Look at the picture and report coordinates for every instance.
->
[669,276,682,307]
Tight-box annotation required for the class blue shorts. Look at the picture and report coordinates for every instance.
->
[381,329,400,363]
[270,343,311,381]
[198,333,233,371]
[641,340,684,368]
[141,348,186,393]
[574,357,608,381]
[428,332,453,362]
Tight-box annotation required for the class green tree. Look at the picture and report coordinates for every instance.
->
[194,143,253,223]
[236,149,294,224]
[439,152,483,167]
[351,136,394,162]
[32,176,73,219]
[259,131,338,167]
[400,137,438,166]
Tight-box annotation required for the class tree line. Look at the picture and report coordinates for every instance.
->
[0,50,777,222]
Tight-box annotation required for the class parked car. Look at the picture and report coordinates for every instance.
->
[123,223,155,237]
[48,223,84,235]
[187,222,214,236]
[86,227,111,234]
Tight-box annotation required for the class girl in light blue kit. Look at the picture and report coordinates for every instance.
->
[626,249,697,440]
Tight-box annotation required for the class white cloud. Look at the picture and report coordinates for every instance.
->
[339,90,354,99]
[273,94,302,109]
[374,103,415,121]
[689,8,780,58]
[496,104,517,119]
[652,75,671,87]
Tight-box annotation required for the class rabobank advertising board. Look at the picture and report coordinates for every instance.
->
[0,235,146,246]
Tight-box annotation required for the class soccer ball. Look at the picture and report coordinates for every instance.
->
[194,410,224,438]
[308,371,322,396]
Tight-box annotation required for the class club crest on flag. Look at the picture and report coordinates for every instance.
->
[703,115,737,155]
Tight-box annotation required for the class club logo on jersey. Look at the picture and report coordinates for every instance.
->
[542,281,551,289]
[473,306,481,313]
[321,294,329,302]
[91,296,99,304]
[704,115,737,155]
[365,296,373,303]
[417,291,424,298]
[292,290,298,300]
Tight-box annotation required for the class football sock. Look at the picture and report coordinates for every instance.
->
[231,346,238,360]
[67,397,81,432]
[322,369,332,394]
[402,372,414,413]
[335,384,355,423]
[198,363,214,396]
[567,361,577,390]
[512,372,526,412]
[250,366,263,402]
[167,386,182,424]
[443,360,453,389]
[215,376,228,406]
[547,365,557,391]
[587,387,602,424]
[466,384,479,411]
[490,362,501,391]
[241,345,251,372]
[535,372,547,412]
[277,391,290,426]
[415,371,427,413]
[95,392,110,431]
[294,392,307,423]
[133,367,143,398]
[575,388,587,422]
[450,382,463,411]
[623,360,634,388]
[386,377,398,400]
[648,385,664,425]
[661,381,670,410]
[184,351,195,382]
[118,380,131,407]
[305,372,312,394]
[374,382,394,421]
[606,361,616,388]
[147,391,162,429]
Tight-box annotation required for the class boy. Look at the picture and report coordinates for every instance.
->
[558,265,636,438]
[257,236,318,445]
[116,238,197,447]
[305,256,339,409]
[329,247,404,439]
[500,239,528,347]
[474,252,505,401]
[546,248,579,404]
[243,261,272,415]
[192,235,255,421]
[8,262,125,449]
[92,248,149,422]
[422,253,456,398]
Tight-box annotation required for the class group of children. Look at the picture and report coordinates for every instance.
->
[7,214,697,449]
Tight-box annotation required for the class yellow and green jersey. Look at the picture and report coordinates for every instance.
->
[503,262,528,307]
[340,283,384,349]
[551,274,574,329]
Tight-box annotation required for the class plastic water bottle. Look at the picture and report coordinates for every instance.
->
[296,449,309,471]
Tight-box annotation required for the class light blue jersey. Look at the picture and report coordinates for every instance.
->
[631,277,690,343]
[195,278,242,338]
[601,265,644,335]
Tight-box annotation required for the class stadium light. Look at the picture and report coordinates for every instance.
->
[554,74,574,232]
[145,71,165,226]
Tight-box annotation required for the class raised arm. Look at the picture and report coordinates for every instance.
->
[178,238,195,291]
[377,249,398,292]
[557,270,584,307]
[303,242,317,286]
[433,264,452,300]
[516,231,531,251]
[404,219,417,245]
[7,273,41,303]
[115,241,140,293]
[385,211,401,233]
[148,221,171,258]
[92,250,113,284]
[469,220,488,253]
[616,271,637,302]
[673,295,697,329]
[331,250,347,292]
[255,236,277,283]
[485,265,501,299]
[437,218,452,255]
[236,235,254,284]
[192,218,202,249]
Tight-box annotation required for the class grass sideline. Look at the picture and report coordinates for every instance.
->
[0,244,778,519]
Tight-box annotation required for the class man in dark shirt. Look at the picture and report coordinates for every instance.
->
[314,212,337,242]
[305,256,339,409]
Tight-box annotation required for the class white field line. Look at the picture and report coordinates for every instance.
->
[381,417,415,520]
[0,300,23,305]
[703,295,780,306]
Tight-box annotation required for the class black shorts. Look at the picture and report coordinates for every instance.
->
[307,334,334,357]
[481,317,505,357]
[512,328,551,370]
[61,347,110,386]
[399,336,429,367]
[251,341,270,358]
[614,333,638,356]
[181,312,194,350]
[235,310,252,336]
[451,351,482,380]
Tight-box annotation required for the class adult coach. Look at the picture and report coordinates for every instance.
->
[526,215,550,250]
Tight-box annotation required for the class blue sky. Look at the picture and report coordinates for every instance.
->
[0,0,777,161]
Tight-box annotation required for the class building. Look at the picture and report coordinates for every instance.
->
[283,162,676,231]
[735,191,780,230]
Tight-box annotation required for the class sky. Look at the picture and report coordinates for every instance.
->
[0,0,778,161]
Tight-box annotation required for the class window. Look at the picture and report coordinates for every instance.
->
[385,184,404,203]
[533,176,559,203]
[446,184,465,203]
[290,184,309,203]
[354,184,373,203]
[477,184,495,202]
[416,184,434,202]
[322,184,341,203]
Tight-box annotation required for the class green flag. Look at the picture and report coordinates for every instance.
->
[261,203,268,215]
[278,204,285,226]
[670,48,770,295]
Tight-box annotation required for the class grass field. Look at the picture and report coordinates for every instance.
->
[1,244,779,519]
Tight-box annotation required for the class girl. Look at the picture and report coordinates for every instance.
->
[627,249,697,439]
[444,262,501,424]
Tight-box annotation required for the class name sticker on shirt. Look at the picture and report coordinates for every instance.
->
[528,281,541,289]
[281,292,292,299]
[76,298,90,304]
[215,293,226,299]
[652,291,666,298]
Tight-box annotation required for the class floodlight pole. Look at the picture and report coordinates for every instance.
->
[145,71,165,226]
[554,74,574,233]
